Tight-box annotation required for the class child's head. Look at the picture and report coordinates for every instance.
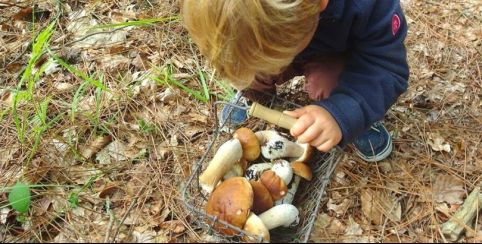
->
[182,0,322,90]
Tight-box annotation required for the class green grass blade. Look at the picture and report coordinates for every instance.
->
[50,53,107,91]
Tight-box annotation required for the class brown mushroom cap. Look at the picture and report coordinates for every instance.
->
[249,180,274,215]
[260,170,288,201]
[205,177,254,235]
[233,128,260,161]
[290,161,313,181]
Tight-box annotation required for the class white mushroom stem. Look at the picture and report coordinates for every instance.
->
[243,213,270,242]
[223,161,244,180]
[256,131,304,160]
[199,139,242,194]
[245,163,273,181]
[271,160,293,185]
[275,175,301,205]
[258,204,300,230]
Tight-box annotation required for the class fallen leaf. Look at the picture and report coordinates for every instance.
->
[80,135,112,159]
[427,133,451,153]
[132,227,157,243]
[361,189,401,225]
[160,220,186,234]
[433,174,465,205]
[327,198,352,217]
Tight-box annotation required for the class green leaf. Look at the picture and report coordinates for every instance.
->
[8,182,31,213]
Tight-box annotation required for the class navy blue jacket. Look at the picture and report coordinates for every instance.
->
[296,0,409,146]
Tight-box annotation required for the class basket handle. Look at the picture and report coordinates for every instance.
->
[248,102,297,130]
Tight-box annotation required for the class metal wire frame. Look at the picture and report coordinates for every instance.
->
[181,91,343,243]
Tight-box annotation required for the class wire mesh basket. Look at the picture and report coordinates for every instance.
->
[181,91,343,243]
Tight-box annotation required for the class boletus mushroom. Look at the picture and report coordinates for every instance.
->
[258,204,300,230]
[233,127,260,161]
[256,130,304,160]
[199,138,242,194]
[205,177,253,236]
[249,180,273,215]
[260,170,288,201]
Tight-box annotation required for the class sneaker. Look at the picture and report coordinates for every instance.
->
[218,92,249,129]
[352,122,393,162]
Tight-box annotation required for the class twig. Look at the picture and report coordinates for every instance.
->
[111,183,148,243]
[441,187,482,242]
[104,197,115,243]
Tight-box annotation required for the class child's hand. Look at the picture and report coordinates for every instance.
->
[284,105,342,152]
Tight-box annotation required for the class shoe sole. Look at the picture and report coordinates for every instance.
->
[355,135,393,162]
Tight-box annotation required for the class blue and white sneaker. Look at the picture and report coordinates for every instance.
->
[218,92,249,129]
[352,122,393,162]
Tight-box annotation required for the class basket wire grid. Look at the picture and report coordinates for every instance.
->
[181,91,343,243]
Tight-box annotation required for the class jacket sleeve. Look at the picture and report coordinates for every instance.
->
[315,1,410,146]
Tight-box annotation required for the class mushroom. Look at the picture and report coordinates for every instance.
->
[275,176,301,205]
[223,158,248,180]
[290,161,313,181]
[245,163,273,181]
[243,213,270,242]
[249,180,273,215]
[294,143,314,163]
[260,170,288,201]
[256,130,304,160]
[258,204,300,230]
[205,177,253,235]
[271,159,293,185]
[199,139,243,194]
[233,127,260,161]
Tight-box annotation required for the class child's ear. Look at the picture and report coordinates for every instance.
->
[320,0,329,12]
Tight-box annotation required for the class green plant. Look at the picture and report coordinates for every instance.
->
[8,182,31,213]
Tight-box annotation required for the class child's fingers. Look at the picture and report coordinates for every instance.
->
[297,124,322,144]
[290,114,314,138]
[317,140,335,153]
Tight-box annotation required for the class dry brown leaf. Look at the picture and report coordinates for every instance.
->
[433,174,465,204]
[427,133,451,153]
[327,198,352,217]
[361,189,401,225]
[160,220,186,234]
[80,135,112,159]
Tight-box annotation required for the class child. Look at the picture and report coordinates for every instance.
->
[181,0,409,162]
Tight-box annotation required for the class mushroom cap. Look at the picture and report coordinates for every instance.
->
[233,128,260,161]
[260,170,288,201]
[290,161,313,181]
[205,177,254,235]
[249,180,274,215]
[296,143,314,163]
[243,213,270,242]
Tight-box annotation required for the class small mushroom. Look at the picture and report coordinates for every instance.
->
[245,163,273,181]
[256,130,304,160]
[249,180,273,215]
[243,213,270,242]
[233,127,260,161]
[199,139,243,194]
[260,170,288,201]
[271,159,293,185]
[275,176,301,205]
[290,161,313,181]
[258,204,300,230]
[205,177,253,236]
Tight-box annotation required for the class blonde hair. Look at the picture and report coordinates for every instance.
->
[181,0,321,89]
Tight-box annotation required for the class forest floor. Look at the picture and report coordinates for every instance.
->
[1,0,481,242]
